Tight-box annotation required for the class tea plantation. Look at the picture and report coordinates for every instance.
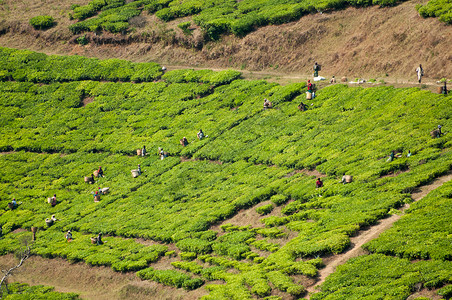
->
[0,47,451,299]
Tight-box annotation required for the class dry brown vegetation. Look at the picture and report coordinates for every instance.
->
[0,0,450,84]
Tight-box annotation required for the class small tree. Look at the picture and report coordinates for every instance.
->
[0,236,33,298]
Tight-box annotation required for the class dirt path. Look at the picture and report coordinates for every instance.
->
[163,63,444,91]
[305,172,452,297]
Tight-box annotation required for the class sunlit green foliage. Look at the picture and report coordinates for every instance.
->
[67,0,412,37]
[0,48,451,299]
[416,0,452,24]
[2,282,80,299]
[311,254,452,299]
[29,15,56,30]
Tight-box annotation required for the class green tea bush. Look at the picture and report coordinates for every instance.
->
[137,267,203,290]
[267,271,304,296]
[180,251,197,260]
[438,285,452,298]
[176,238,212,254]
[256,203,273,215]
[171,260,203,274]
[270,194,288,206]
[3,283,80,299]
[29,15,56,30]
[416,0,452,24]
[0,48,162,83]
[251,239,279,252]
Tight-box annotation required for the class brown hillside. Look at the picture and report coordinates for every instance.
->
[0,0,450,80]
[1,0,451,81]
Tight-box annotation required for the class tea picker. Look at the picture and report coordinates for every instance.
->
[330,76,336,84]
[47,194,57,207]
[430,125,443,138]
[7,198,19,210]
[131,164,141,178]
[45,215,57,227]
[158,147,167,160]
[263,98,272,109]
[197,129,207,140]
[315,178,323,188]
[415,64,424,83]
[91,233,103,245]
[65,230,72,242]
[84,173,95,184]
[180,137,189,146]
[95,166,104,178]
[313,62,321,77]
[340,174,353,184]
[298,101,307,111]
[93,191,100,202]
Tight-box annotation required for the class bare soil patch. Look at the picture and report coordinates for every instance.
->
[285,169,326,178]
[82,97,95,107]
[380,168,410,178]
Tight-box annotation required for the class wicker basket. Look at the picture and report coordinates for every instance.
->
[344,175,353,183]
[430,129,439,138]
[306,92,312,100]
[341,77,348,82]
[137,149,142,156]
[437,86,443,94]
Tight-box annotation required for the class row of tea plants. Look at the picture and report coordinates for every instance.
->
[311,180,452,299]
[66,0,412,37]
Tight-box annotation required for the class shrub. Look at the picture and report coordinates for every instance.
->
[176,238,212,254]
[180,251,197,261]
[178,21,191,35]
[270,194,288,206]
[76,35,89,45]
[438,285,452,298]
[182,278,204,290]
[29,15,55,30]
[256,203,273,215]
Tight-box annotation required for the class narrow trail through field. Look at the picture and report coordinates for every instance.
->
[164,64,444,91]
[305,172,452,298]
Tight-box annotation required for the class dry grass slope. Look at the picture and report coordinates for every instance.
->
[0,0,450,81]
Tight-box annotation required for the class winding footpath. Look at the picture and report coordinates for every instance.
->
[305,172,452,298]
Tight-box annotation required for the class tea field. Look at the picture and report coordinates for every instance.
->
[0,47,451,299]
[311,179,452,299]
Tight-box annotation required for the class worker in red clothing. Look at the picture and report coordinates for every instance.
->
[307,80,313,93]
[97,166,104,177]
[315,178,323,188]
